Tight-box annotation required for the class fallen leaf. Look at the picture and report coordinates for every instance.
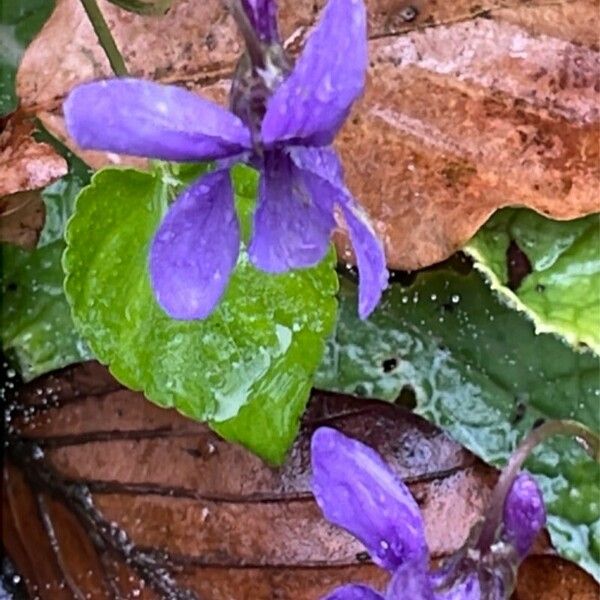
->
[3,361,598,598]
[0,190,45,248]
[15,0,321,112]
[336,7,600,269]
[15,0,600,268]
[0,113,66,197]
[0,113,67,247]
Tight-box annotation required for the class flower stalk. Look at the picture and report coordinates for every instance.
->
[224,0,266,68]
[78,0,128,76]
[476,419,600,555]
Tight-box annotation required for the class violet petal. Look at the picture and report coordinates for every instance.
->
[502,473,546,558]
[261,0,367,147]
[149,170,240,319]
[65,79,251,161]
[338,195,388,319]
[241,0,279,42]
[311,427,429,572]
[248,151,335,272]
[323,584,385,600]
[290,147,388,318]
[385,561,435,600]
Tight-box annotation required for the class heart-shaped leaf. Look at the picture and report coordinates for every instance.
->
[63,164,338,463]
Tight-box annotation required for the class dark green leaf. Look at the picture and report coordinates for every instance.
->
[465,208,600,353]
[0,0,54,116]
[105,0,171,15]
[35,125,93,247]
[63,165,338,463]
[0,240,92,380]
[315,268,600,579]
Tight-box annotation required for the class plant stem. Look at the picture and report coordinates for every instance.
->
[476,420,600,554]
[224,0,265,68]
[79,0,129,76]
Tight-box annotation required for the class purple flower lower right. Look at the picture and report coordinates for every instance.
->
[310,427,546,600]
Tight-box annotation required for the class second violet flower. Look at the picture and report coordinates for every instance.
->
[311,427,546,600]
[64,0,388,321]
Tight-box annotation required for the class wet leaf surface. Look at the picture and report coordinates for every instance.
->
[63,164,338,463]
[0,125,92,379]
[0,0,54,116]
[3,362,598,598]
[14,0,600,268]
[0,240,92,381]
[315,266,600,579]
[465,208,600,353]
[35,126,92,248]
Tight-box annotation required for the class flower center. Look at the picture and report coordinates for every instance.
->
[227,0,292,150]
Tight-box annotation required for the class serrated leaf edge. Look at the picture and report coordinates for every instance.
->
[463,243,599,355]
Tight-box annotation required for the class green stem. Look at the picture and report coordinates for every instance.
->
[476,420,600,554]
[79,0,128,76]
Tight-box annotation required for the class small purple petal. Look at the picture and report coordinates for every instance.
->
[339,197,388,319]
[311,427,429,572]
[65,79,251,161]
[502,473,546,558]
[149,170,239,319]
[323,584,385,600]
[290,147,388,319]
[385,561,434,600]
[241,0,279,42]
[248,151,335,272]
[261,0,367,147]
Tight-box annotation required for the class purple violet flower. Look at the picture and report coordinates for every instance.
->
[63,0,388,320]
[310,427,546,600]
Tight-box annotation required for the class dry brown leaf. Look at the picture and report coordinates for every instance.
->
[14,0,600,268]
[0,113,66,247]
[3,362,599,599]
[336,10,600,268]
[0,113,66,197]
[0,190,45,249]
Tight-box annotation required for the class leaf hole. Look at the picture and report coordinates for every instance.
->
[382,357,398,373]
[394,385,416,409]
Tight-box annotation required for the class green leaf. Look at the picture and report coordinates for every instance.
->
[105,0,171,15]
[63,165,338,463]
[35,126,93,247]
[315,267,600,580]
[0,0,55,116]
[0,240,92,380]
[464,208,600,353]
[0,125,94,380]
